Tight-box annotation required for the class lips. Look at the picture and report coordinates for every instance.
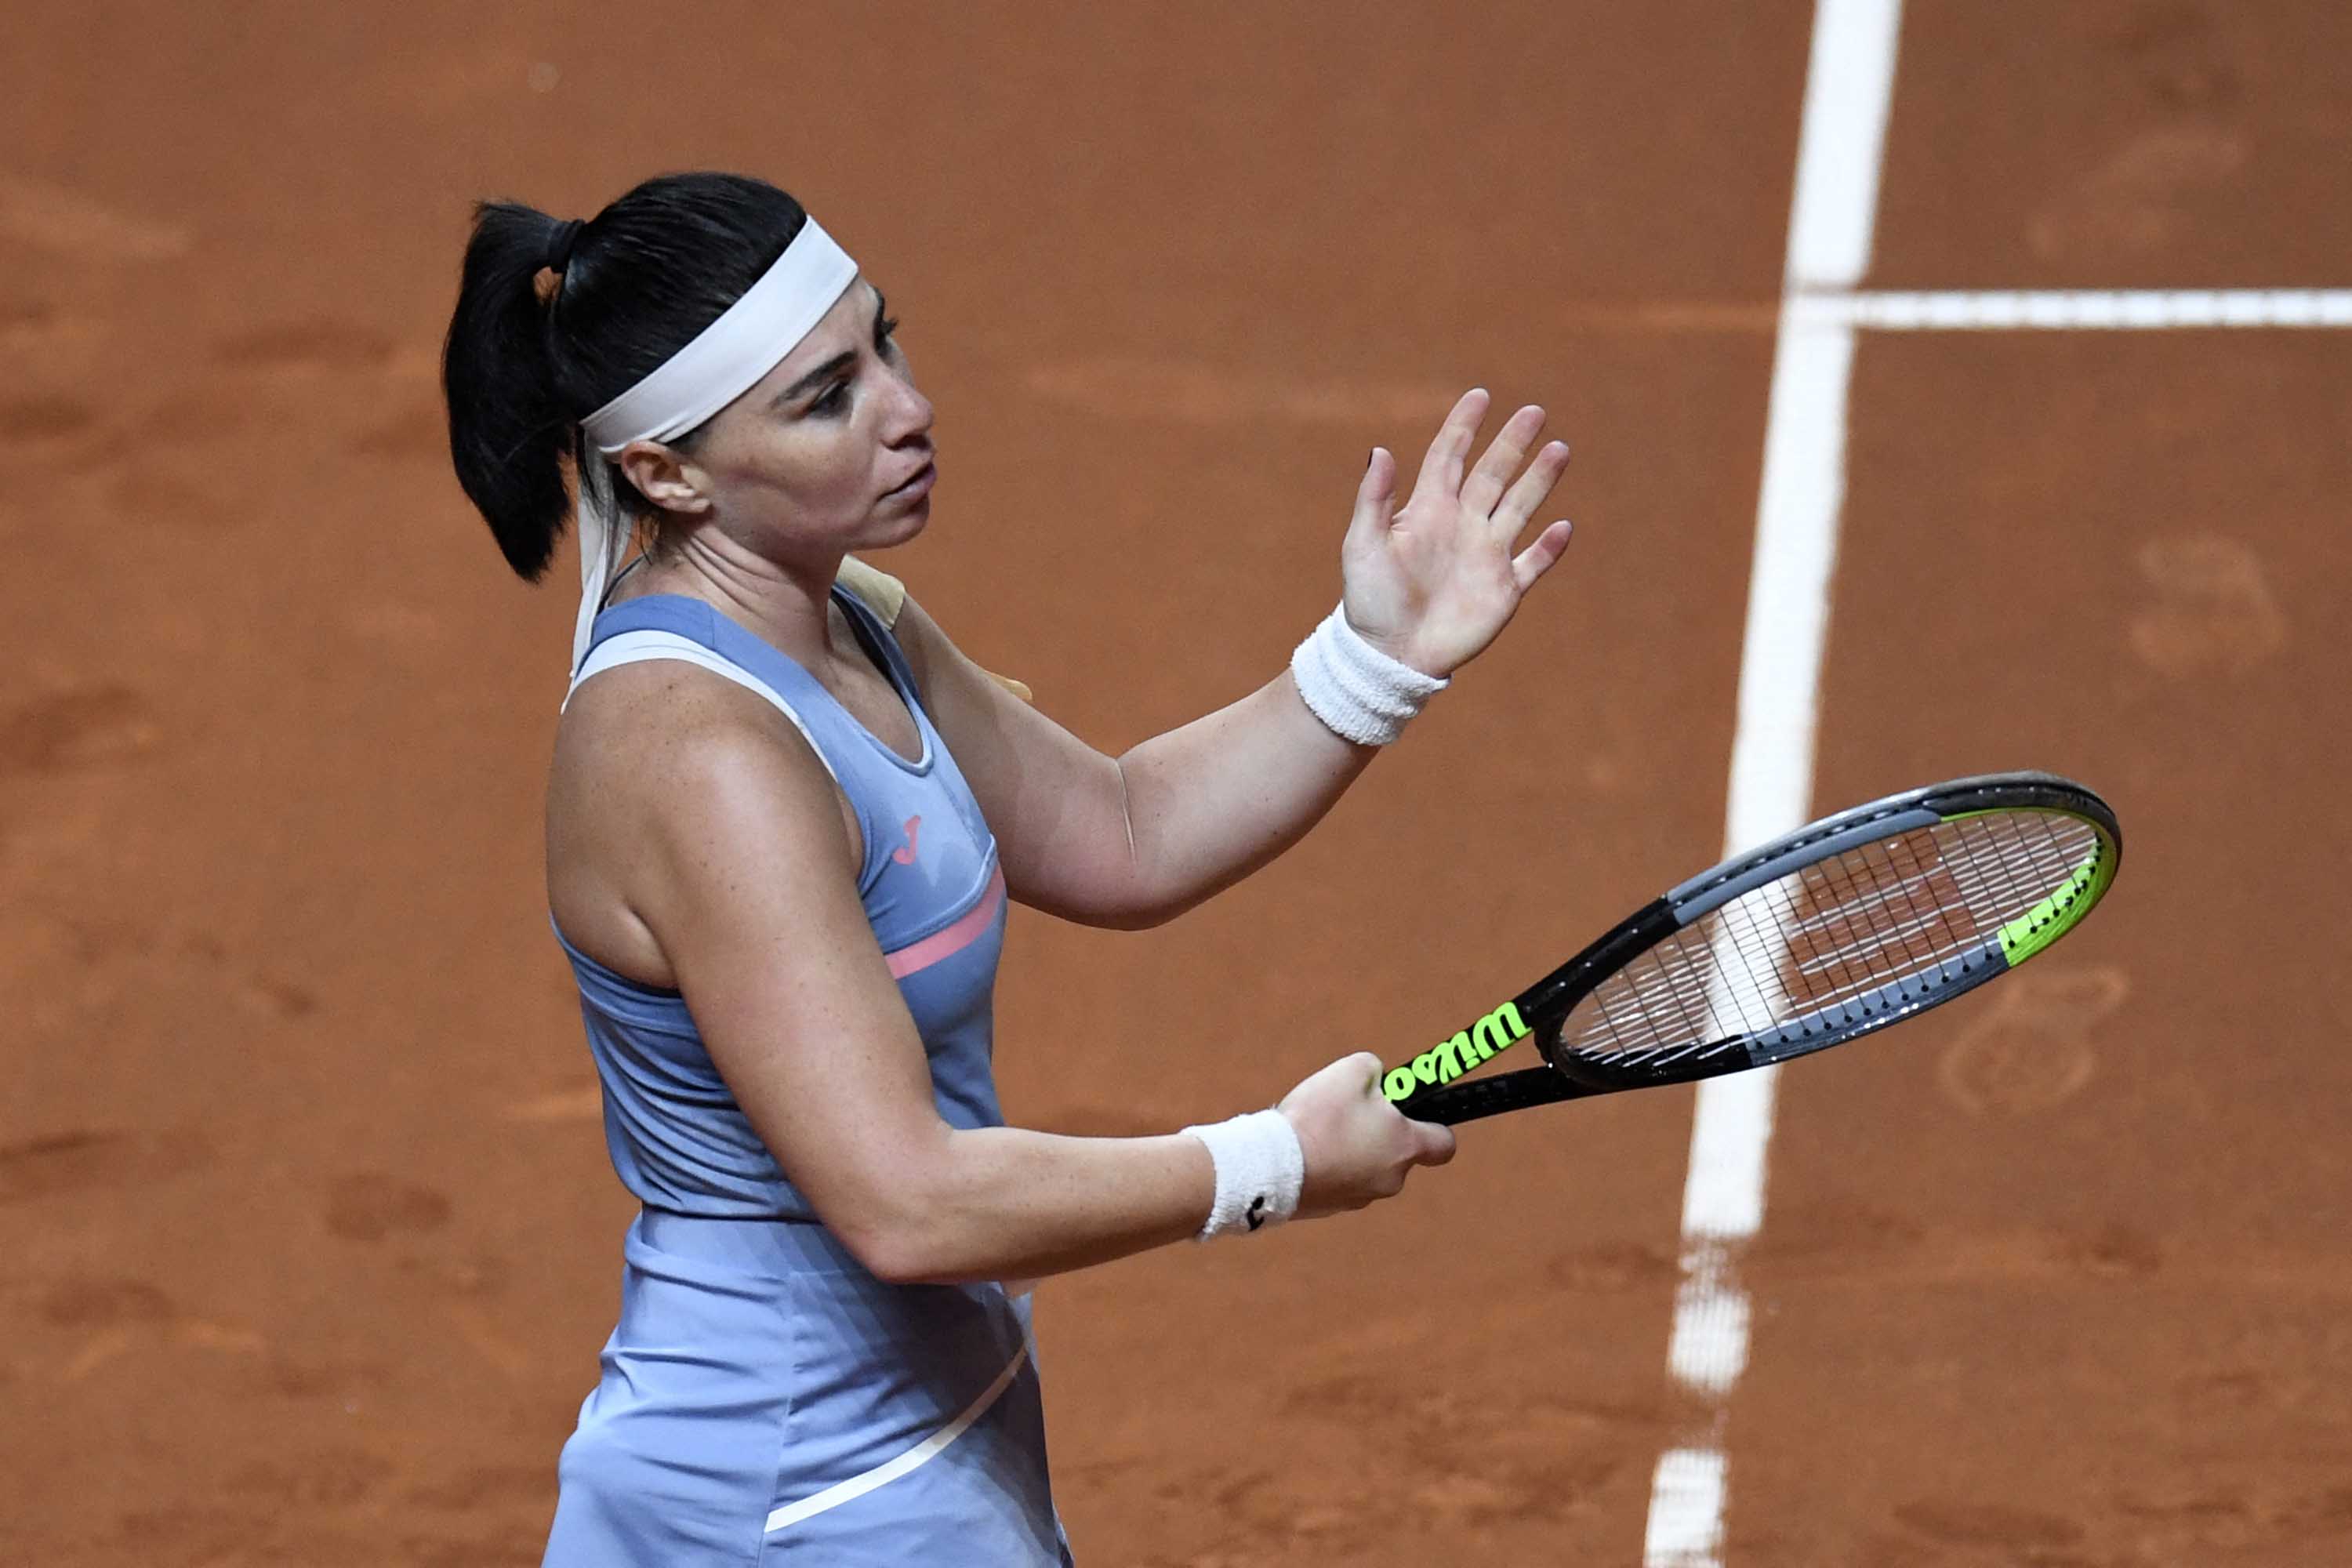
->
[883,459,936,501]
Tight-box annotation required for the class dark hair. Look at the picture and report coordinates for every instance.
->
[441,172,810,580]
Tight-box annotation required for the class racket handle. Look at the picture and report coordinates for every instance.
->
[1395,1067,1593,1125]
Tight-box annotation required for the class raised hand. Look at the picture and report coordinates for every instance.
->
[1338,389,1575,678]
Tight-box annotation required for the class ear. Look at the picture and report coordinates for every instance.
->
[615,439,712,519]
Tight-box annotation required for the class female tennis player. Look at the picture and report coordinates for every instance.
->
[442,171,1573,1565]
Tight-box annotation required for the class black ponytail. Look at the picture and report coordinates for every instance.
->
[443,203,572,579]
[441,173,811,582]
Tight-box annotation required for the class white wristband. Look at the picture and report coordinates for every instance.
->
[1289,605,1449,746]
[1180,1109,1305,1240]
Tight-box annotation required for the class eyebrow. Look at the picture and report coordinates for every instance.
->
[772,290,889,407]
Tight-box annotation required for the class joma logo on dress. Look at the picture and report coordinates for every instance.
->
[1381,1003,1528,1102]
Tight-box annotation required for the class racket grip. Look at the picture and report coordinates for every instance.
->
[1395,1068,1590,1125]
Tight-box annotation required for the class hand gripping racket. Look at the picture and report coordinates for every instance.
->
[1385,771,2121,1124]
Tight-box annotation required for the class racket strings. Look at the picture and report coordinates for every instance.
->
[1565,811,2102,1064]
[1779,833,1976,1003]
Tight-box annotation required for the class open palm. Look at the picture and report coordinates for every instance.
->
[1339,388,1575,678]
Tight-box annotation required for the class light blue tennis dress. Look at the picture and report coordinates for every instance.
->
[541,584,1072,1566]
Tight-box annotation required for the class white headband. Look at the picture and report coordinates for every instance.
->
[580,217,859,455]
[568,217,860,673]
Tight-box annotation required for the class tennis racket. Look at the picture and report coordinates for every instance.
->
[1385,771,2121,1124]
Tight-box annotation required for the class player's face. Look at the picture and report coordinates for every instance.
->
[685,278,937,556]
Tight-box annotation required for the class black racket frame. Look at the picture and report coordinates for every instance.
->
[1398,771,2121,1126]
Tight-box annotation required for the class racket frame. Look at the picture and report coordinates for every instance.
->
[1390,771,2121,1125]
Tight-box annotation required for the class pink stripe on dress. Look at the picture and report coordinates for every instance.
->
[884,866,1007,980]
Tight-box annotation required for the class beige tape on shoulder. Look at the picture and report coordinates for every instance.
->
[834,556,1032,704]
[834,555,906,627]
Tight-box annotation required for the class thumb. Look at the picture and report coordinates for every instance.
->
[1346,447,1397,545]
[1414,1119,1458,1167]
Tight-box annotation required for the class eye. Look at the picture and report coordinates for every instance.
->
[876,314,901,351]
[809,381,851,415]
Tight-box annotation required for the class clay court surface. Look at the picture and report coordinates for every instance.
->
[3,3,2348,1563]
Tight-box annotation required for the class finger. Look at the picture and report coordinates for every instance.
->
[1411,387,1490,503]
[1344,447,1398,545]
[1461,405,1547,518]
[1493,439,1571,535]
[1417,1122,1459,1166]
[1510,519,1575,593]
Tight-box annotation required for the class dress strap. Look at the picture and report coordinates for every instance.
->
[563,629,838,785]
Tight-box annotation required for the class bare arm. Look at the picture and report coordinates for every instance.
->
[902,389,1575,929]
[898,601,1374,929]
[627,682,1448,1285]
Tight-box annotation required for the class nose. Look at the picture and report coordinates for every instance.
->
[881,361,934,448]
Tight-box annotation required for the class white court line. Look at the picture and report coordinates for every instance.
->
[1639,6,2352,1566]
[1641,1,1904,1563]
[1780,1,1905,292]
[1812,288,2352,330]
[1646,1449,1730,1564]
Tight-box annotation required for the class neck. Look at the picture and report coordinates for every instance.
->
[625,527,847,672]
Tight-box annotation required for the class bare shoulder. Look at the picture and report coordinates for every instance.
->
[553,658,834,809]
[891,591,1033,713]
[887,588,951,691]
[548,660,858,988]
